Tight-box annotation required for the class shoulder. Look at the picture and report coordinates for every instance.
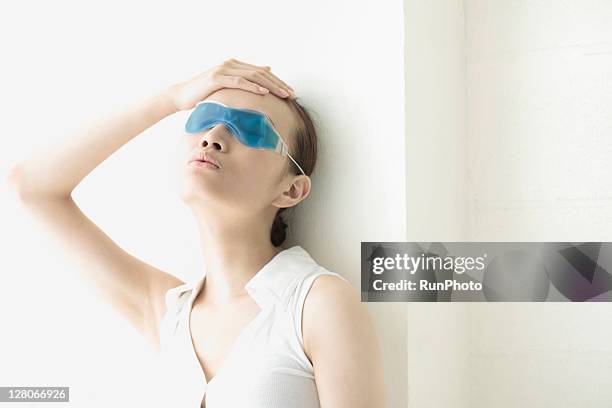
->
[304,272,358,310]
[301,270,368,356]
[300,271,386,406]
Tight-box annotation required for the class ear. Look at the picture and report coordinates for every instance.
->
[272,175,311,209]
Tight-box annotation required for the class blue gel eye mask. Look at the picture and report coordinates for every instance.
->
[184,100,306,176]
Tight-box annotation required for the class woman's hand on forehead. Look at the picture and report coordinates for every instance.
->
[164,58,297,112]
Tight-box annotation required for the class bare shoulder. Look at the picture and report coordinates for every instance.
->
[302,272,386,407]
[302,273,369,354]
[305,273,361,314]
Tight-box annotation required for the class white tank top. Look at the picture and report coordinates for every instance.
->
[156,245,348,408]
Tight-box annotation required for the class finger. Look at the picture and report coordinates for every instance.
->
[261,70,295,93]
[250,69,295,95]
[227,59,295,92]
[217,74,270,95]
[229,58,269,70]
[222,68,291,98]
[245,66,294,92]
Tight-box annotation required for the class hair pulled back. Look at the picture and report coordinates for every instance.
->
[270,99,317,247]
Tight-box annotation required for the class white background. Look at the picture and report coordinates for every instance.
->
[406,0,612,407]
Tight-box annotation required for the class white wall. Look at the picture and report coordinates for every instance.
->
[0,1,406,407]
[405,1,470,407]
[466,1,612,407]
[405,1,612,407]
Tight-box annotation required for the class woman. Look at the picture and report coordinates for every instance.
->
[8,59,386,407]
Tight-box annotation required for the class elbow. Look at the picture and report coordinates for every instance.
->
[7,163,28,200]
[7,163,36,203]
[7,163,22,192]
[6,163,72,203]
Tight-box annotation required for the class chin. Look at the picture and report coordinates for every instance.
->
[176,179,231,207]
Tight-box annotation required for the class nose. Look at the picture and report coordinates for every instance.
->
[199,124,229,151]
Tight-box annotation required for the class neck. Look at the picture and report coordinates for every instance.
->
[190,205,283,306]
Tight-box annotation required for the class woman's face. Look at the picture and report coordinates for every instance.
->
[174,88,302,218]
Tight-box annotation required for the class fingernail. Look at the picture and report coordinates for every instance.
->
[279,89,289,97]
[259,87,269,93]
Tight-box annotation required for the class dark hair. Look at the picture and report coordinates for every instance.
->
[270,99,318,247]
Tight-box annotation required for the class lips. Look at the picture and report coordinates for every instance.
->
[191,159,219,168]
[189,152,221,169]
[190,160,219,170]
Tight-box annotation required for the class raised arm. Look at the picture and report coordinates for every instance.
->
[6,59,296,351]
